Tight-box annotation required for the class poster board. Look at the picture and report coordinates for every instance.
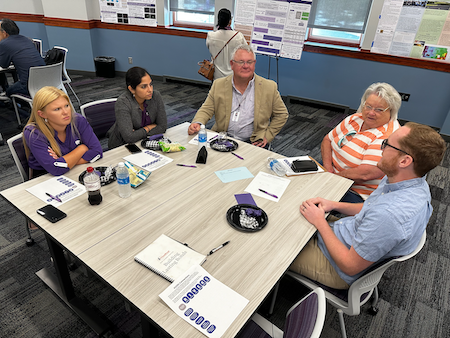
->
[235,0,313,60]
[99,0,157,27]
[371,0,450,63]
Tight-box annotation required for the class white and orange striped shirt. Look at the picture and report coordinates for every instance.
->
[328,113,400,200]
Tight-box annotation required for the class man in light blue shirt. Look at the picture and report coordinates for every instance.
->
[290,122,446,289]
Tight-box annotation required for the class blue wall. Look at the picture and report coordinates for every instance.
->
[16,21,450,135]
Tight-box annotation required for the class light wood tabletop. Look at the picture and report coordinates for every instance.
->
[1,122,353,337]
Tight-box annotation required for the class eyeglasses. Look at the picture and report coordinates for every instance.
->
[381,139,414,161]
[363,102,389,114]
[338,130,357,148]
[232,60,256,66]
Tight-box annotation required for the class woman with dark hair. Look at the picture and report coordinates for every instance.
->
[108,66,167,149]
[206,8,247,81]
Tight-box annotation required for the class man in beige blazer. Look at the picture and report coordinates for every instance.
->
[188,44,288,147]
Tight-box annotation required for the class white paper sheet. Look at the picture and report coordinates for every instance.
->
[159,265,249,338]
[123,149,173,171]
[244,171,290,202]
[26,176,86,205]
[188,131,220,148]
[279,156,324,176]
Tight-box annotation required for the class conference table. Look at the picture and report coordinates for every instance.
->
[1,122,353,337]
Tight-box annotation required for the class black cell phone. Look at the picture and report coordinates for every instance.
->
[291,160,318,173]
[37,205,67,223]
[125,143,142,153]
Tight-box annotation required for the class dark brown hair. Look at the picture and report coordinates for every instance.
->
[399,122,446,177]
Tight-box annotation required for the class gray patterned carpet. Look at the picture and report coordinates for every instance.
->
[0,71,449,337]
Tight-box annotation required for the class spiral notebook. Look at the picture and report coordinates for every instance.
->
[134,234,207,282]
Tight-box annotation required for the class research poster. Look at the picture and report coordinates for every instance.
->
[372,0,450,62]
[99,0,157,27]
[235,0,312,60]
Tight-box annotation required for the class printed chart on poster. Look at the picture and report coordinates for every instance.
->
[99,0,157,26]
[371,0,450,63]
[235,0,312,60]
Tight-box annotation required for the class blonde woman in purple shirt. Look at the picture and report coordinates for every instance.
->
[23,86,103,177]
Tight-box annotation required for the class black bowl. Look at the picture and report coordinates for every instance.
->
[210,138,238,152]
[226,204,268,232]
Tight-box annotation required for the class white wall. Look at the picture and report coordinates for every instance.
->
[0,0,44,15]
[41,0,91,20]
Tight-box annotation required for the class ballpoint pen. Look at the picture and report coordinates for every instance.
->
[231,152,244,160]
[177,164,197,168]
[209,135,218,142]
[46,192,62,203]
[207,241,230,256]
[259,189,278,199]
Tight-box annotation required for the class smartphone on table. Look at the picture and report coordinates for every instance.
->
[125,143,142,153]
[37,205,67,223]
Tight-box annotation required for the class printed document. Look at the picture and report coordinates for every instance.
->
[160,265,249,338]
[26,176,86,205]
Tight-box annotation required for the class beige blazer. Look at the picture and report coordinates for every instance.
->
[192,74,288,143]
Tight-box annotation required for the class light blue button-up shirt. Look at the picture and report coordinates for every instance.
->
[227,76,255,141]
[318,175,431,285]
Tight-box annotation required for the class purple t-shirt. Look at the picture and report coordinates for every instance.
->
[24,114,103,176]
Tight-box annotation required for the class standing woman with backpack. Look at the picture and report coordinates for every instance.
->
[206,8,247,81]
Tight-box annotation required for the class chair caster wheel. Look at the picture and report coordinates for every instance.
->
[368,306,379,315]
[26,238,35,246]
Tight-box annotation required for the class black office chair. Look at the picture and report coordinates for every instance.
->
[80,98,117,151]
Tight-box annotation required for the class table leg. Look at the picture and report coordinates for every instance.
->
[35,233,110,336]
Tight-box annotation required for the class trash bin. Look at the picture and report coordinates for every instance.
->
[94,56,115,78]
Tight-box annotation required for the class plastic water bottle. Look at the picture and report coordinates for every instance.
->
[117,162,131,198]
[83,167,102,205]
[198,124,207,150]
[267,157,287,176]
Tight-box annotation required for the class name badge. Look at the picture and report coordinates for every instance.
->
[54,162,68,168]
[232,110,240,122]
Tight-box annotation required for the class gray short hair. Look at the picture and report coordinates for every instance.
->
[358,82,402,120]
[231,44,255,61]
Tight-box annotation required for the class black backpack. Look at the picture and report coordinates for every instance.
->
[44,48,65,65]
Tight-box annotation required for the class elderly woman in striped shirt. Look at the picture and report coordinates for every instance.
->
[321,82,401,203]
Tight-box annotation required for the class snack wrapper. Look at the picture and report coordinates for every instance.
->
[123,161,151,188]
[159,141,185,152]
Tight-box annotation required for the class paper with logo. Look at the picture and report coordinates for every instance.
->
[26,175,86,205]
[159,265,249,338]
[244,171,290,202]
[134,234,206,282]
[123,149,173,171]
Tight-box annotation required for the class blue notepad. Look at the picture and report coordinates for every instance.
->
[215,167,254,183]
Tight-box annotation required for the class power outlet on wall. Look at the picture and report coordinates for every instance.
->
[128,57,133,64]
[399,92,410,101]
